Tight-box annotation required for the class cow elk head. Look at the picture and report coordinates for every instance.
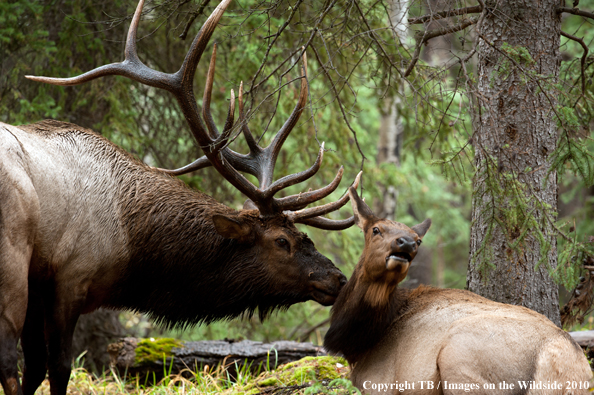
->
[348,187,431,306]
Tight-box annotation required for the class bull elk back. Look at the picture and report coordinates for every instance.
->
[324,187,591,395]
[0,1,362,395]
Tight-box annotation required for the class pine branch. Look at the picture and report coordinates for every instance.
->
[557,6,594,20]
[408,5,482,25]
[560,30,589,96]
[404,16,478,77]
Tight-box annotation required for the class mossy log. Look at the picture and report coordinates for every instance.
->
[107,337,327,380]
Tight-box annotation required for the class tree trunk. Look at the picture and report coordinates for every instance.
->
[467,0,561,326]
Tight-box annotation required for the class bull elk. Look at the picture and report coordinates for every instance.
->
[0,1,362,394]
[324,188,592,395]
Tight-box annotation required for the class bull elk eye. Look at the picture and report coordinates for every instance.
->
[276,238,290,251]
[372,227,381,235]
[417,240,422,246]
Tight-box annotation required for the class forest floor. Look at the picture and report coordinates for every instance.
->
[16,355,359,395]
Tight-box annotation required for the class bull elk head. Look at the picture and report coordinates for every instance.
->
[0,2,365,395]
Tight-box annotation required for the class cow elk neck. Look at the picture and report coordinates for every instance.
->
[0,1,362,395]
[324,188,591,394]
[324,187,430,361]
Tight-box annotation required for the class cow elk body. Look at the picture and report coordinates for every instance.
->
[324,188,592,395]
[0,1,362,395]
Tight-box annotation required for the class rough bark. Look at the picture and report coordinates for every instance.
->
[108,338,326,380]
[467,0,561,326]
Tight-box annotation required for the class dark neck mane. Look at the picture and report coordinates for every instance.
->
[324,265,411,363]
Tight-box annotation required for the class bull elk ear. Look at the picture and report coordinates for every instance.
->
[411,218,432,238]
[348,187,375,231]
[212,214,253,243]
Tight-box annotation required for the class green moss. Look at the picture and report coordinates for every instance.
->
[134,337,184,365]
[277,356,348,385]
[257,377,280,387]
[231,356,350,394]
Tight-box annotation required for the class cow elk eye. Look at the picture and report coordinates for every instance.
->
[417,239,422,246]
[372,227,380,235]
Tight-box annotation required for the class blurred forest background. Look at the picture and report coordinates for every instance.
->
[1,0,593,371]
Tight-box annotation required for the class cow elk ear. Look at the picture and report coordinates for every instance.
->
[212,214,253,243]
[411,218,432,238]
[349,187,375,231]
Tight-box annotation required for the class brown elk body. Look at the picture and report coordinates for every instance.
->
[0,1,360,395]
[324,188,592,395]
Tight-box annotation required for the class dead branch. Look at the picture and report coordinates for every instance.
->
[560,30,589,96]
[404,16,479,77]
[408,5,482,25]
[557,6,594,20]
[179,0,211,40]
[248,0,306,97]
[310,43,368,163]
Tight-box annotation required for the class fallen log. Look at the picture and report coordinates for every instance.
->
[569,330,594,347]
[107,337,327,380]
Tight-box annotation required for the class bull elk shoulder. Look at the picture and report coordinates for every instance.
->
[0,1,362,395]
[324,187,592,395]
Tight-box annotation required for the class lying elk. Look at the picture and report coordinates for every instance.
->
[324,188,592,395]
[0,0,361,394]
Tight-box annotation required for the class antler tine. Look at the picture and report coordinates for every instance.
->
[209,89,235,152]
[202,44,220,139]
[263,143,324,199]
[176,0,233,87]
[289,171,362,222]
[276,164,343,211]
[158,156,211,175]
[296,216,355,230]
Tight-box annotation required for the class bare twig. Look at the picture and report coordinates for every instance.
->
[179,0,212,39]
[310,43,368,161]
[560,30,589,95]
[408,5,482,25]
[404,16,479,77]
[248,0,306,96]
[557,6,594,20]
[297,317,331,342]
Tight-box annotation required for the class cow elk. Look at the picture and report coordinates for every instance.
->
[0,1,361,394]
[324,187,592,395]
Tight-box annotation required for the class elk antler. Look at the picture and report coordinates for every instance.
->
[26,0,358,230]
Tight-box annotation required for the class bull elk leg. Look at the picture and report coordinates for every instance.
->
[21,293,48,395]
[0,159,39,395]
[45,290,86,395]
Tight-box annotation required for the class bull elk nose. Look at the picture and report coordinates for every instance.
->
[394,236,416,253]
